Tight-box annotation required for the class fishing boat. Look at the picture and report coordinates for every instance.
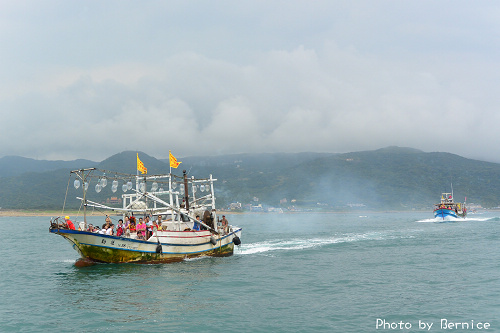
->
[49,164,242,264]
[433,192,467,219]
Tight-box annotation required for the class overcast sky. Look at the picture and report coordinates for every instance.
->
[1,1,500,162]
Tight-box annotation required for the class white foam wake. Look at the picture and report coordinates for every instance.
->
[237,231,414,255]
[416,216,496,223]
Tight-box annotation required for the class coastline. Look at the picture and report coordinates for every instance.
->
[0,210,73,217]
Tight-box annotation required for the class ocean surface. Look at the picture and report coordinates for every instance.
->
[0,212,498,332]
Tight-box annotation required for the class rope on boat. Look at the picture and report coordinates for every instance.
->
[74,199,84,223]
[61,175,71,216]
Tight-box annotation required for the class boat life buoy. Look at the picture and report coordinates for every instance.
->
[233,235,241,246]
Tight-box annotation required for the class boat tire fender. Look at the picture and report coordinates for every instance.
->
[156,244,162,253]
[233,236,241,246]
[210,236,217,245]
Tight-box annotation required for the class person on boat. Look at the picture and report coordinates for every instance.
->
[221,215,229,233]
[124,216,130,229]
[156,215,164,231]
[136,218,147,239]
[106,224,114,236]
[193,216,201,231]
[145,216,154,239]
[116,219,124,237]
[64,216,75,230]
[200,216,208,231]
[127,218,136,237]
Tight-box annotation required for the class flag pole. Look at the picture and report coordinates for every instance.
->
[169,150,173,208]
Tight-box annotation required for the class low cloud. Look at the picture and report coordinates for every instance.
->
[1,2,499,162]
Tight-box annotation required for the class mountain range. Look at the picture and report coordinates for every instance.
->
[1,147,499,211]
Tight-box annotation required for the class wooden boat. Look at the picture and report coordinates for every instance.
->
[49,166,242,264]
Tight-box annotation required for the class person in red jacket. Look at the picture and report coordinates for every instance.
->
[64,216,75,230]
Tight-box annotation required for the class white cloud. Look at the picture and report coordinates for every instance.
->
[1,1,500,162]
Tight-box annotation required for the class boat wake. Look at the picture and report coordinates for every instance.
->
[47,259,79,264]
[416,216,499,223]
[237,230,417,255]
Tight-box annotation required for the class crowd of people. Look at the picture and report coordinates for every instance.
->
[79,214,169,240]
[62,213,230,239]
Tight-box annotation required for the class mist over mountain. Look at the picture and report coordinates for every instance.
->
[0,156,97,178]
[0,147,499,210]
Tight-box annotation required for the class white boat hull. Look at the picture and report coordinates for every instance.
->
[50,227,242,263]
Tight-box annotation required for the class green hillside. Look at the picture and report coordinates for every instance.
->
[0,148,499,211]
[0,156,96,178]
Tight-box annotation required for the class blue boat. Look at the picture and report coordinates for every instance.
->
[433,192,467,219]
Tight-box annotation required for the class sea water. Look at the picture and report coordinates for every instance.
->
[0,212,498,332]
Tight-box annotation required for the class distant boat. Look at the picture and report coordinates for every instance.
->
[49,166,242,264]
[433,192,467,219]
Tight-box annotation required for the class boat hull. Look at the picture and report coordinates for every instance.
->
[50,228,242,263]
[433,208,466,219]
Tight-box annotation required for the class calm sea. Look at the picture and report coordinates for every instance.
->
[0,212,498,332]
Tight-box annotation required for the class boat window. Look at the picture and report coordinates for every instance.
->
[180,214,190,222]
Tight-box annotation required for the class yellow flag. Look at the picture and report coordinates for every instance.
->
[169,151,181,168]
[137,153,147,174]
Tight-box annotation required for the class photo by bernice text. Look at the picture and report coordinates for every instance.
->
[376,318,492,330]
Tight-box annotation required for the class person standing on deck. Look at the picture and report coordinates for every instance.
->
[156,215,163,230]
[104,215,113,230]
[221,215,229,233]
[193,216,201,231]
[136,218,147,239]
[116,219,124,236]
[145,216,153,239]
[64,216,75,230]
[124,216,130,229]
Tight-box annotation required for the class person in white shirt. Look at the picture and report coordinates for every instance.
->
[106,224,113,236]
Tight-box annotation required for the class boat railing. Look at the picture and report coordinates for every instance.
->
[49,216,71,230]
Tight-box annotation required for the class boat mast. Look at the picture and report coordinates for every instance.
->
[169,173,173,208]
[183,170,190,212]
[210,174,216,211]
[169,154,173,208]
